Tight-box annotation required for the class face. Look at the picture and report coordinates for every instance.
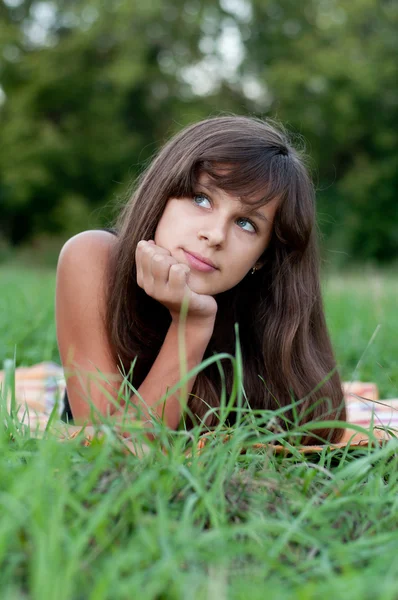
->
[154,173,279,296]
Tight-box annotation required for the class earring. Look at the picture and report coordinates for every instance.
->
[250,266,257,275]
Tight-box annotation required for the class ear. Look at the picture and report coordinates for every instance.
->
[255,247,270,271]
[254,259,265,271]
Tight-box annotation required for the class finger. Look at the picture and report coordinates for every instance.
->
[167,263,190,291]
[140,242,155,283]
[135,242,161,281]
[136,241,160,286]
[150,254,178,285]
[136,241,175,289]
[136,241,159,285]
[135,240,147,286]
[141,243,174,282]
[140,240,170,255]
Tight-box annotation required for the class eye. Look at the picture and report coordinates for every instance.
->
[192,193,257,234]
[192,193,211,208]
[236,217,257,234]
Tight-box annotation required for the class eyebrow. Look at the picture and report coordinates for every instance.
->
[241,206,269,224]
[197,181,270,224]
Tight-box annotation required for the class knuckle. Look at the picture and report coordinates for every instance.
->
[135,249,145,261]
[156,246,171,256]
[144,281,154,295]
[170,263,183,272]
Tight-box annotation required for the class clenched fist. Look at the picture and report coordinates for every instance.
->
[135,240,218,324]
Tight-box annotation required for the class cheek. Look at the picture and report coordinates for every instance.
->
[153,222,161,244]
[156,202,192,243]
[154,209,171,244]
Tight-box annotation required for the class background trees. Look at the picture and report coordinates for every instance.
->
[0,0,396,263]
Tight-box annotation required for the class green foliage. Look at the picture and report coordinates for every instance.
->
[1,266,398,597]
[0,352,398,600]
[242,0,398,262]
[1,265,397,400]
[323,271,398,399]
[0,0,397,262]
[3,417,398,599]
[0,267,58,365]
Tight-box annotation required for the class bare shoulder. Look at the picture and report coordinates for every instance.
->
[58,229,117,266]
[56,230,120,419]
[57,229,117,296]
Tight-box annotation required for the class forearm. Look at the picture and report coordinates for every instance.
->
[114,318,214,434]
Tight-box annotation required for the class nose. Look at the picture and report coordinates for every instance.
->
[197,222,226,246]
[197,214,228,246]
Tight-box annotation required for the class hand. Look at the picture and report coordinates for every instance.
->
[135,240,218,324]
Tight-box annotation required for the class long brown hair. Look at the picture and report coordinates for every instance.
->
[105,116,346,444]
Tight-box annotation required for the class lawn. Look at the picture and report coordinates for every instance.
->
[1,266,398,600]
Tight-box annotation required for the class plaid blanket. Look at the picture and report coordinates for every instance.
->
[0,361,396,454]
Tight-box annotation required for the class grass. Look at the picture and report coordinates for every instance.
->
[1,266,398,599]
[323,270,398,399]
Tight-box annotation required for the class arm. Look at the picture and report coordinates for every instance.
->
[56,232,215,437]
[113,238,218,437]
[113,317,214,433]
[56,230,124,420]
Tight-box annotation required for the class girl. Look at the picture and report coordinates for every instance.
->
[56,115,346,445]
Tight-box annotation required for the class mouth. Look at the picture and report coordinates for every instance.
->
[183,250,218,272]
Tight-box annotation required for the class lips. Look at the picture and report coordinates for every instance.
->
[184,250,218,269]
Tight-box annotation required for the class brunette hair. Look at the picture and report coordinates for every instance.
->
[105,115,346,444]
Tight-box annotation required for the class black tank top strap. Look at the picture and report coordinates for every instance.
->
[102,227,118,236]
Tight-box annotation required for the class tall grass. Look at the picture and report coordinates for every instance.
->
[1,266,398,599]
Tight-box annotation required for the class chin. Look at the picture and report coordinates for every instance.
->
[187,277,215,295]
[189,279,227,297]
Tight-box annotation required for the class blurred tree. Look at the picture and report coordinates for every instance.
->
[0,0,397,263]
[0,0,213,243]
[233,0,398,262]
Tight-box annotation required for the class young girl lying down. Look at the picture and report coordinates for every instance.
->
[56,115,346,445]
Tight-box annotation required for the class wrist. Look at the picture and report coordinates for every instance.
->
[170,314,215,336]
